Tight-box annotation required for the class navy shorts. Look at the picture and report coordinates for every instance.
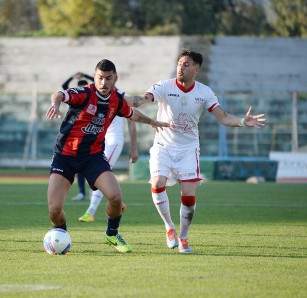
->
[50,152,112,190]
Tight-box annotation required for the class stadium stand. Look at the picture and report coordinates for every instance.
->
[0,36,306,180]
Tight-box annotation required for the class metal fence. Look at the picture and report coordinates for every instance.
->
[0,92,306,168]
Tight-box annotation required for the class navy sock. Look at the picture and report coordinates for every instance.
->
[106,215,122,236]
[53,222,67,231]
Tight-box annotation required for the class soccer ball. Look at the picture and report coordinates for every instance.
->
[43,228,71,255]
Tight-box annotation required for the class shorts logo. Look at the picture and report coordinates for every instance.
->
[86,104,97,115]
[52,168,63,172]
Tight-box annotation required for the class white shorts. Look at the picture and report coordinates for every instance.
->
[149,144,202,186]
[105,141,124,168]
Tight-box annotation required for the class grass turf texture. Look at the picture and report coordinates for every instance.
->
[0,177,306,297]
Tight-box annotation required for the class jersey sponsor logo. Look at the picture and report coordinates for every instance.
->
[108,108,116,119]
[86,104,97,115]
[153,83,161,90]
[195,97,206,104]
[170,112,195,133]
[97,100,109,105]
[168,93,179,97]
[82,123,104,135]
[69,88,80,94]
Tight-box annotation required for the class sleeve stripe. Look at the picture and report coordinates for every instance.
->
[208,103,219,112]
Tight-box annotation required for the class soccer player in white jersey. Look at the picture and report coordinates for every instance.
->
[124,49,266,253]
[78,115,138,222]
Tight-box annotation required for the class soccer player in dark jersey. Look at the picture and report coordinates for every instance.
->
[46,59,169,253]
[61,72,95,201]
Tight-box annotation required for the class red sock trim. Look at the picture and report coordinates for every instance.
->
[151,186,166,193]
[181,195,195,207]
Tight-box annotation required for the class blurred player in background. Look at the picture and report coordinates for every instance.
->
[124,49,266,253]
[78,113,139,222]
[46,59,169,253]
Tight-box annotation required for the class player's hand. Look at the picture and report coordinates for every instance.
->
[151,121,169,132]
[243,106,266,128]
[74,72,83,79]
[46,105,62,119]
[129,150,139,163]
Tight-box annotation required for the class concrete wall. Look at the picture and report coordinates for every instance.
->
[0,36,181,93]
[209,37,307,93]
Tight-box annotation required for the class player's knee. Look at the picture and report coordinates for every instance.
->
[106,192,122,207]
[151,177,166,189]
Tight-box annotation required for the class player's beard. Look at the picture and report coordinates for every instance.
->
[97,83,115,97]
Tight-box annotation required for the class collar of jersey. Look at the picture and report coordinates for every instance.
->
[96,90,111,101]
[176,79,195,93]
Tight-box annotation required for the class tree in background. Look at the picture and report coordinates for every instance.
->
[37,0,112,36]
[0,0,306,37]
[271,0,307,37]
[218,0,273,36]
[0,0,41,35]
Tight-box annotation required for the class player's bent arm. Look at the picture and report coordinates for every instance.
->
[46,92,64,120]
[124,93,153,108]
[129,110,169,129]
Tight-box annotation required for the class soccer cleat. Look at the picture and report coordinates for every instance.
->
[178,238,191,253]
[166,228,179,249]
[71,193,85,201]
[78,212,94,222]
[105,233,132,253]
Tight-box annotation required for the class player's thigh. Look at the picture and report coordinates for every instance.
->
[174,148,201,181]
[48,173,71,209]
[149,145,171,178]
[94,171,122,200]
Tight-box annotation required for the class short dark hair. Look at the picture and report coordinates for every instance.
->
[177,49,203,66]
[77,79,88,87]
[95,59,117,73]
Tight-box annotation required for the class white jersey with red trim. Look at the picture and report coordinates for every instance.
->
[146,78,220,149]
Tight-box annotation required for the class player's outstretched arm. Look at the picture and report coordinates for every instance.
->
[124,93,154,108]
[129,109,169,131]
[212,106,266,128]
[46,92,64,120]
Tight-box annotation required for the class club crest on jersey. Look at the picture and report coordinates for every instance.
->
[92,116,105,126]
[86,104,97,115]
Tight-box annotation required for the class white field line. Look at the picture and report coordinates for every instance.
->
[0,284,61,293]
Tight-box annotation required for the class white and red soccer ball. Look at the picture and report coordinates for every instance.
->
[43,228,71,255]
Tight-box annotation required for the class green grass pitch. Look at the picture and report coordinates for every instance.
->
[0,176,307,297]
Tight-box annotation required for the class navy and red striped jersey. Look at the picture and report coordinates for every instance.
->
[53,84,133,157]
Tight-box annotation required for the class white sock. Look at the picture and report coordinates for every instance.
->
[179,203,196,239]
[152,190,175,231]
[87,189,103,216]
